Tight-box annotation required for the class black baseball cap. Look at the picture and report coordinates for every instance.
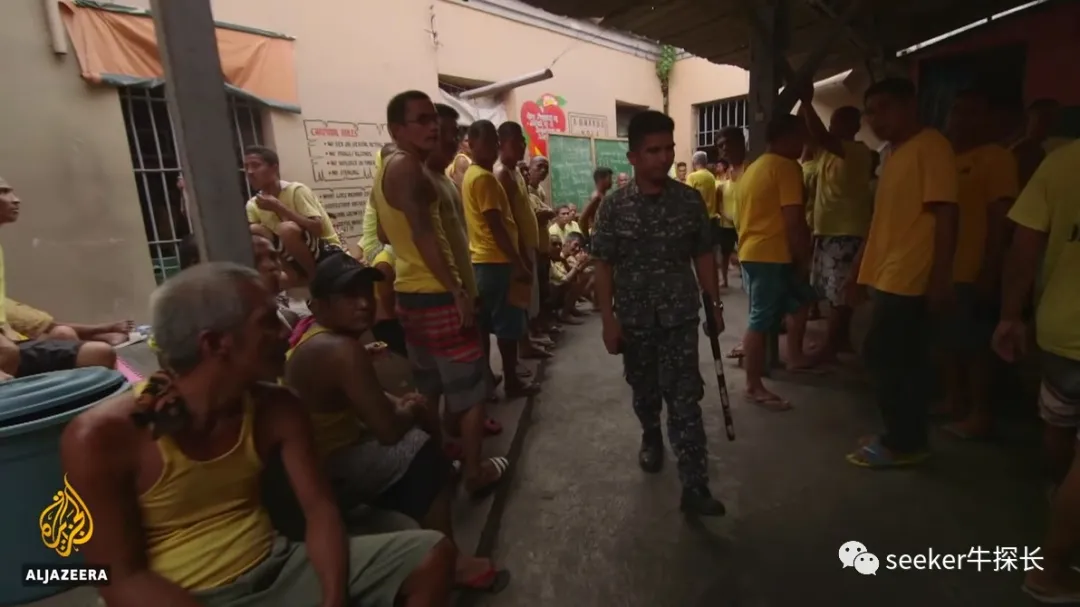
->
[309,253,384,299]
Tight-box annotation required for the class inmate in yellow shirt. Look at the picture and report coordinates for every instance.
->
[505,167,540,252]
[857,128,958,296]
[813,140,873,238]
[462,165,519,264]
[1007,141,1080,360]
[717,172,741,227]
[246,182,342,247]
[685,169,718,216]
[735,153,804,263]
[952,144,1018,283]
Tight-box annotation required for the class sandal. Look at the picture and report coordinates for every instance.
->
[726,347,745,360]
[459,567,511,594]
[846,438,929,469]
[469,456,510,498]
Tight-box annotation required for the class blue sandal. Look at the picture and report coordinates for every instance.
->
[846,438,930,469]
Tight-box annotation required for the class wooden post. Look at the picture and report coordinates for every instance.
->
[746,0,787,373]
[150,0,254,267]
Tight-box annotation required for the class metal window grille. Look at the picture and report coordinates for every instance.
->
[438,79,479,98]
[694,96,748,150]
[119,86,264,283]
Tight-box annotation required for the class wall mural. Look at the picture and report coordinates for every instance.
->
[520,93,568,158]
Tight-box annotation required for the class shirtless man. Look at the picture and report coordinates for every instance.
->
[285,254,508,593]
[579,167,614,237]
[59,262,453,607]
[374,91,507,496]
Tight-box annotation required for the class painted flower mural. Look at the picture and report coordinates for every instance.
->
[520,93,567,158]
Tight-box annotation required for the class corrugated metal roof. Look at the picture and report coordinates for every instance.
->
[500,0,1044,76]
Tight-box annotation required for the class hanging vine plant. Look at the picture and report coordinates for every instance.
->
[655,44,678,115]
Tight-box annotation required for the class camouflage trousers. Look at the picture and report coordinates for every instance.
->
[622,319,708,490]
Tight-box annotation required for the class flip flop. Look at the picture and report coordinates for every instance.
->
[744,392,792,411]
[484,417,503,435]
[469,456,510,499]
[459,567,511,594]
[846,438,930,469]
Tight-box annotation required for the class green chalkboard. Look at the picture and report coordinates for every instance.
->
[593,139,632,180]
[548,134,594,210]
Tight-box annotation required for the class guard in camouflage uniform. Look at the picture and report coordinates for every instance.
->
[591,111,726,516]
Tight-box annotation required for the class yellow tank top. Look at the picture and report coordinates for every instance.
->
[509,169,540,251]
[136,384,273,591]
[372,151,461,293]
[285,323,364,458]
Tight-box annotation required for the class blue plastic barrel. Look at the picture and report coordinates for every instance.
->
[0,368,129,606]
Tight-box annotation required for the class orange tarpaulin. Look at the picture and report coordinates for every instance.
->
[60,0,300,112]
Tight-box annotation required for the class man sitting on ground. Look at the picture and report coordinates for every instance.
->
[547,205,581,244]
[285,254,508,593]
[5,298,132,345]
[244,145,343,282]
[548,235,593,322]
[61,262,454,607]
[0,177,116,380]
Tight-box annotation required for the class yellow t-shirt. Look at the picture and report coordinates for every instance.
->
[506,168,540,252]
[857,128,959,296]
[686,169,718,217]
[801,156,821,227]
[446,153,472,179]
[360,147,390,263]
[547,221,581,243]
[529,191,551,254]
[463,164,519,264]
[734,153,805,263]
[1007,141,1080,360]
[813,140,874,238]
[712,176,733,228]
[245,182,342,247]
[952,143,1019,283]
[717,175,740,227]
[370,153,460,293]
[432,171,478,298]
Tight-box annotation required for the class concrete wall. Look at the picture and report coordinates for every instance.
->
[0,0,157,324]
[0,0,756,322]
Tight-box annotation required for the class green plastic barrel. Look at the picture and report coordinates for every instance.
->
[0,368,129,606]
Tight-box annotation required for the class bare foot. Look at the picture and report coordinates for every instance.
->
[108,320,136,334]
[744,387,791,411]
[785,355,827,373]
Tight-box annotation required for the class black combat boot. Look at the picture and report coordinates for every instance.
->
[638,431,664,473]
[680,485,726,517]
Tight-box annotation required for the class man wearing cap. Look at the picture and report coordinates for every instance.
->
[0,177,117,380]
[284,253,508,593]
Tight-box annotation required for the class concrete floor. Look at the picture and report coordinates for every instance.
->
[478,279,1048,607]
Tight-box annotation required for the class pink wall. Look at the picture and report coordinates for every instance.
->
[914,2,1080,105]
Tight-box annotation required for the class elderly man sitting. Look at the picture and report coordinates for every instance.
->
[284,254,509,594]
[61,262,455,607]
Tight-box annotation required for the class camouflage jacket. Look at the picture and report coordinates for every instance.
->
[591,177,712,328]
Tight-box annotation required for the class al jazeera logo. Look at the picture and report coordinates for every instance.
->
[22,475,110,588]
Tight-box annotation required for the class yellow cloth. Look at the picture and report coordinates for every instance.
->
[1044,137,1074,154]
[734,153,805,263]
[370,153,461,293]
[463,164,519,264]
[952,144,1019,283]
[686,169,718,216]
[547,221,581,243]
[1007,141,1080,360]
[359,148,388,263]
[136,385,273,591]
[0,246,27,341]
[285,323,365,457]
[432,171,478,298]
[717,176,740,228]
[507,169,540,251]
[712,176,733,227]
[5,298,53,339]
[549,259,569,283]
[445,153,471,178]
[529,191,552,253]
[801,156,821,227]
[857,129,958,296]
[813,141,873,237]
[245,182,342,247]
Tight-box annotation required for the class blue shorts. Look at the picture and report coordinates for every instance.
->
[474,263,528,340]
[741,261,817,333]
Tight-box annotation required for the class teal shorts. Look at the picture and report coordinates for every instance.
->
[741,261,817,333]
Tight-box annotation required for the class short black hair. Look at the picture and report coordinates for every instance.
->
[497,121,524,139]
[627,110,674,151]
[719,126,745,143]
[833,105,862,123]
[593,167,613,182]
[864,78,916,103]
[467,119,496,142]
[766,113,803,143]
[386,90,430,126]
[434,103,459,122]
[244,145,278,166]
[676,161,687,168]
